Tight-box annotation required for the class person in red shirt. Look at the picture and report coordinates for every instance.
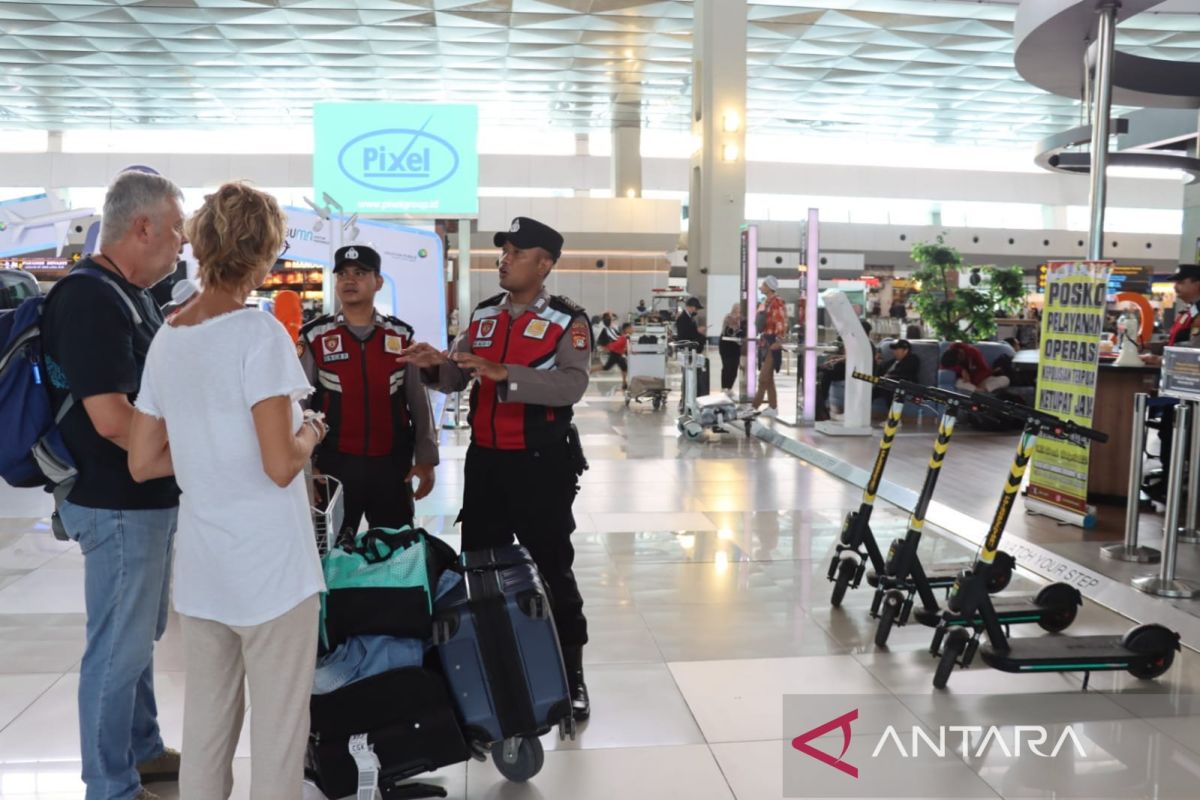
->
[592,322,631,389]
[753,276,788,415]
[940,341,1009,393]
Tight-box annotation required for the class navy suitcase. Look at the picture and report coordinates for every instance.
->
[432,545,574,747]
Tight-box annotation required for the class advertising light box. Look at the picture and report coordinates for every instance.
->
[314,103,479,216]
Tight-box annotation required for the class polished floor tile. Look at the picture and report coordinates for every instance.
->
[466,745,734,800]
[669,656,892,743]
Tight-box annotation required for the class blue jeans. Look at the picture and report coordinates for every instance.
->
[58,501,177,800]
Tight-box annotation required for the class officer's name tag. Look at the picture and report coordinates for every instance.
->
[524,319,550,340]
[325,353,351,362]
[384,335,404,354]
[472,339,491,349]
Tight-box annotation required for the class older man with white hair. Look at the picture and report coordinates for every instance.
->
[42,170,187,800]
[753,274,788,416]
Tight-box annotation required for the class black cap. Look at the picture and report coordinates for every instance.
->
[334,244,381,273]
[1169,264,1200,281]
[891,339,912,350]
[685,296,704,309]
[493,217,564,259]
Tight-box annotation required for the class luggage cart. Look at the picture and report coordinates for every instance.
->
[310,474,345,555]
[625,324,670,410]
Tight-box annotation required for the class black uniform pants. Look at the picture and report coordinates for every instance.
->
[459,442,588,648]
[718,341,741,390]
[318,452,415,541]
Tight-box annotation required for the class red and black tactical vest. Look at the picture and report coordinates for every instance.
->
[301,313,415,459]
[467,293,582,450]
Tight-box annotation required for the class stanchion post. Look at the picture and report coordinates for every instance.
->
[1180,398,1200,544]
[1102,393,1160,562]
[1133,401,1200,598]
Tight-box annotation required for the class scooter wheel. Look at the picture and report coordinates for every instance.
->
[1034,583,1081,633]
[874,590,902,647]
[934,628,969,689]
[830,559,856,608]
[986,551,1015,593]
[1122,624,1181,680]
[492,736,545,783]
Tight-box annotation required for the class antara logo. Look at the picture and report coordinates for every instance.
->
[792,710,1087,779]
[338,116,460,194]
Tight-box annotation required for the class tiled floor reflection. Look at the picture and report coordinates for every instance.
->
[0,374,1197,798]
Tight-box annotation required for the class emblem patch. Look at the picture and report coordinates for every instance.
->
[477,319,497,339]
[322,334,343,357]
[570,319,589,351]
[384,335,405,354]
[524,319,550,340]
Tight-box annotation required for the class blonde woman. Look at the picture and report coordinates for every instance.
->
[127,182,326,800]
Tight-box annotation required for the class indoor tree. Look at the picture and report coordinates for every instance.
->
[908,236,1026,342]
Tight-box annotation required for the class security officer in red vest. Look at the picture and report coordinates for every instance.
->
[299,244,438,539]
[400,217,593,721]
[1140,264,1200,500]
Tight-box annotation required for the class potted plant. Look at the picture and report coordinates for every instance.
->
[908,236,1026,342]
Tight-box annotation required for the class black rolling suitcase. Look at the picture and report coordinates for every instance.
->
[306,667,469,799]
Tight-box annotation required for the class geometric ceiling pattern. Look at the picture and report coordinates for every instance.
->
[1,0,1199,145]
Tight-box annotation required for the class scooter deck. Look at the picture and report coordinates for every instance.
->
[913,596,1060,629]
[980,635,1134,672]
[866,564,967,589]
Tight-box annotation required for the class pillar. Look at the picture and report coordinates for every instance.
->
[1181,119,1200,265]
[612,124,642,198]
[687,0,747,306]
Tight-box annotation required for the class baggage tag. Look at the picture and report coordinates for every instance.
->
[348,733,381,800]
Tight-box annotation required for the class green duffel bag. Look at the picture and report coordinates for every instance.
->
[320,527,457,650]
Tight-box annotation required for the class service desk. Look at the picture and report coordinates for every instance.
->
[1013,350,1159,500]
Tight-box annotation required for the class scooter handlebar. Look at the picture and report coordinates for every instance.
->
[852,371,967,407]
[853,371,1108,444]
[963,390,1108,444]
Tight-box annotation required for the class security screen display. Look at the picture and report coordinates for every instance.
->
[314,103,479,216]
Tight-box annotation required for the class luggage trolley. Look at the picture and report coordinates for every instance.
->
[625,323,670,410]
[309,473,345,555]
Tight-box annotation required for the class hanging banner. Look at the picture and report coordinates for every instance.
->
[1025,260,1111,525]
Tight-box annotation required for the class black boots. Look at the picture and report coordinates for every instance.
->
[563,645,590,721]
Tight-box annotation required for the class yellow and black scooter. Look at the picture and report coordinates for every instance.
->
[931,393,1179,689]
[851,373,1019,646]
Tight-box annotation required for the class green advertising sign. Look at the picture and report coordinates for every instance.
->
[313,103,478,216]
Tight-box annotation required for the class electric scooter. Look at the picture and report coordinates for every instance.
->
[829,376,1015,609]
[931,392,1180,689]
[851,374,1019,645]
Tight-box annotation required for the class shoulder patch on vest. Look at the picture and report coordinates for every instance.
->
[570,318,590,350]
[381,315,415,339]
[477,292,506,310]
[549,294,585,319]
[300,313,334,341]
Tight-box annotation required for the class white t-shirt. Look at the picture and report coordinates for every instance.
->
[136,308,325,627]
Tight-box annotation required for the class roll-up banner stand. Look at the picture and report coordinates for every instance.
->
[1025,260,1111,528]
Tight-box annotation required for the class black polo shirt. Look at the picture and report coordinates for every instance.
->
[675,309,705,348]
[42,259,180,510]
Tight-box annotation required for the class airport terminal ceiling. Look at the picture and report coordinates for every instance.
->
[0,0,1198,144]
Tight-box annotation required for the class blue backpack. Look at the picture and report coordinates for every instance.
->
[0,267,142,489]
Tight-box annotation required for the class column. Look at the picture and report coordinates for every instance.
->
[1181,119,1200,265]
[687,0,747,305]
[612,123,641,198]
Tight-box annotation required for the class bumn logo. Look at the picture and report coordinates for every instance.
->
[338,116,460,194]
[791,709,858,779]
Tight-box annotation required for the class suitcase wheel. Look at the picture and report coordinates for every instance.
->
[492,736,544,783]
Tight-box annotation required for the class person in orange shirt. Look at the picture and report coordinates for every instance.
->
[753,276,788,416]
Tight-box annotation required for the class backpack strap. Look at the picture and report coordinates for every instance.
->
[43,267,145,423]
[50,267,143,326]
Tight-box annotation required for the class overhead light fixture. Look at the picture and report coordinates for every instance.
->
[722,142,739,162]
[625,188,636,198]
[722,111,740,133]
